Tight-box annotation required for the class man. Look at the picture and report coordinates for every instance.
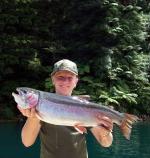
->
[17,59,113,158]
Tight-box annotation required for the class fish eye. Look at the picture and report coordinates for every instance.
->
[22,90,27,94]
[19,89,28,95]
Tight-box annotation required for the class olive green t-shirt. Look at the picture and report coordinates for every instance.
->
[40,121,88,158]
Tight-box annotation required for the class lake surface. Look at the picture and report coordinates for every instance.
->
[87,122,150,158]
[0,121,149,158]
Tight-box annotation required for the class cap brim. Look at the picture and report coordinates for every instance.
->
[51,68,78,76]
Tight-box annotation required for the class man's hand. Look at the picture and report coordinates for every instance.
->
[91,116,113,147]
[17,106,37,118]
[97,115,113,132]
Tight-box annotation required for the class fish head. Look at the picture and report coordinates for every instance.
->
[12,92,27,108]
[12,87,39,109]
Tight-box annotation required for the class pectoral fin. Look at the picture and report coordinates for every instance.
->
[74,124,87,134]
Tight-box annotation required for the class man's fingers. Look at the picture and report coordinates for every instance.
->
[30,108,36,117]
[17,105,36,118]
[25,109,31,117]
[17,105,22,111]
[97,115,113,131]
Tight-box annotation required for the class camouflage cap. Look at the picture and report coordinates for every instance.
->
[51,59,78,76]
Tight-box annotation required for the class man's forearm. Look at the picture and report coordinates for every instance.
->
[98,131,113,147]
[91,126,113,147]
[21,117,41,147]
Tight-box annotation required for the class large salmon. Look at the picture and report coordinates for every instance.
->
[12,87,138,142]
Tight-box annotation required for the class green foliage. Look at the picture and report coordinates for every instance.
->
[136,85,150,114]
[0,0,150,119]
[45,78,54,92]
[100,86,138,106]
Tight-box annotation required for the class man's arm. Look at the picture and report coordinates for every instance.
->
[90,116,113,147]
[91,126,113,147]
[18,107,41,147]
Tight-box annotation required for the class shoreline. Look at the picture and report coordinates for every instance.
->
[0,118,22,123]
[0,115,25,123]
[139,114,150,121]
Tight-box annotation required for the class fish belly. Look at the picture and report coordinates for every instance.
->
[36,99,98,127]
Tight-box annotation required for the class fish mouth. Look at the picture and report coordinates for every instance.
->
[12,92,18,98]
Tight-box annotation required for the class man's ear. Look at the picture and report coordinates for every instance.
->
[76,77,79,83]
[75,77,79,86]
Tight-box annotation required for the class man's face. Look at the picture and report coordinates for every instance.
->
[51,70,78,96]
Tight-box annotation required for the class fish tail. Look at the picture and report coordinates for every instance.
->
[120,113,139,140]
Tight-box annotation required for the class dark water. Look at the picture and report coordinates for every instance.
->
[87,122,150,158]
[0,122,40,158]
[0,122,149,158]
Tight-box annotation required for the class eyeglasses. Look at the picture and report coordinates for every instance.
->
[55,76,74,82]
